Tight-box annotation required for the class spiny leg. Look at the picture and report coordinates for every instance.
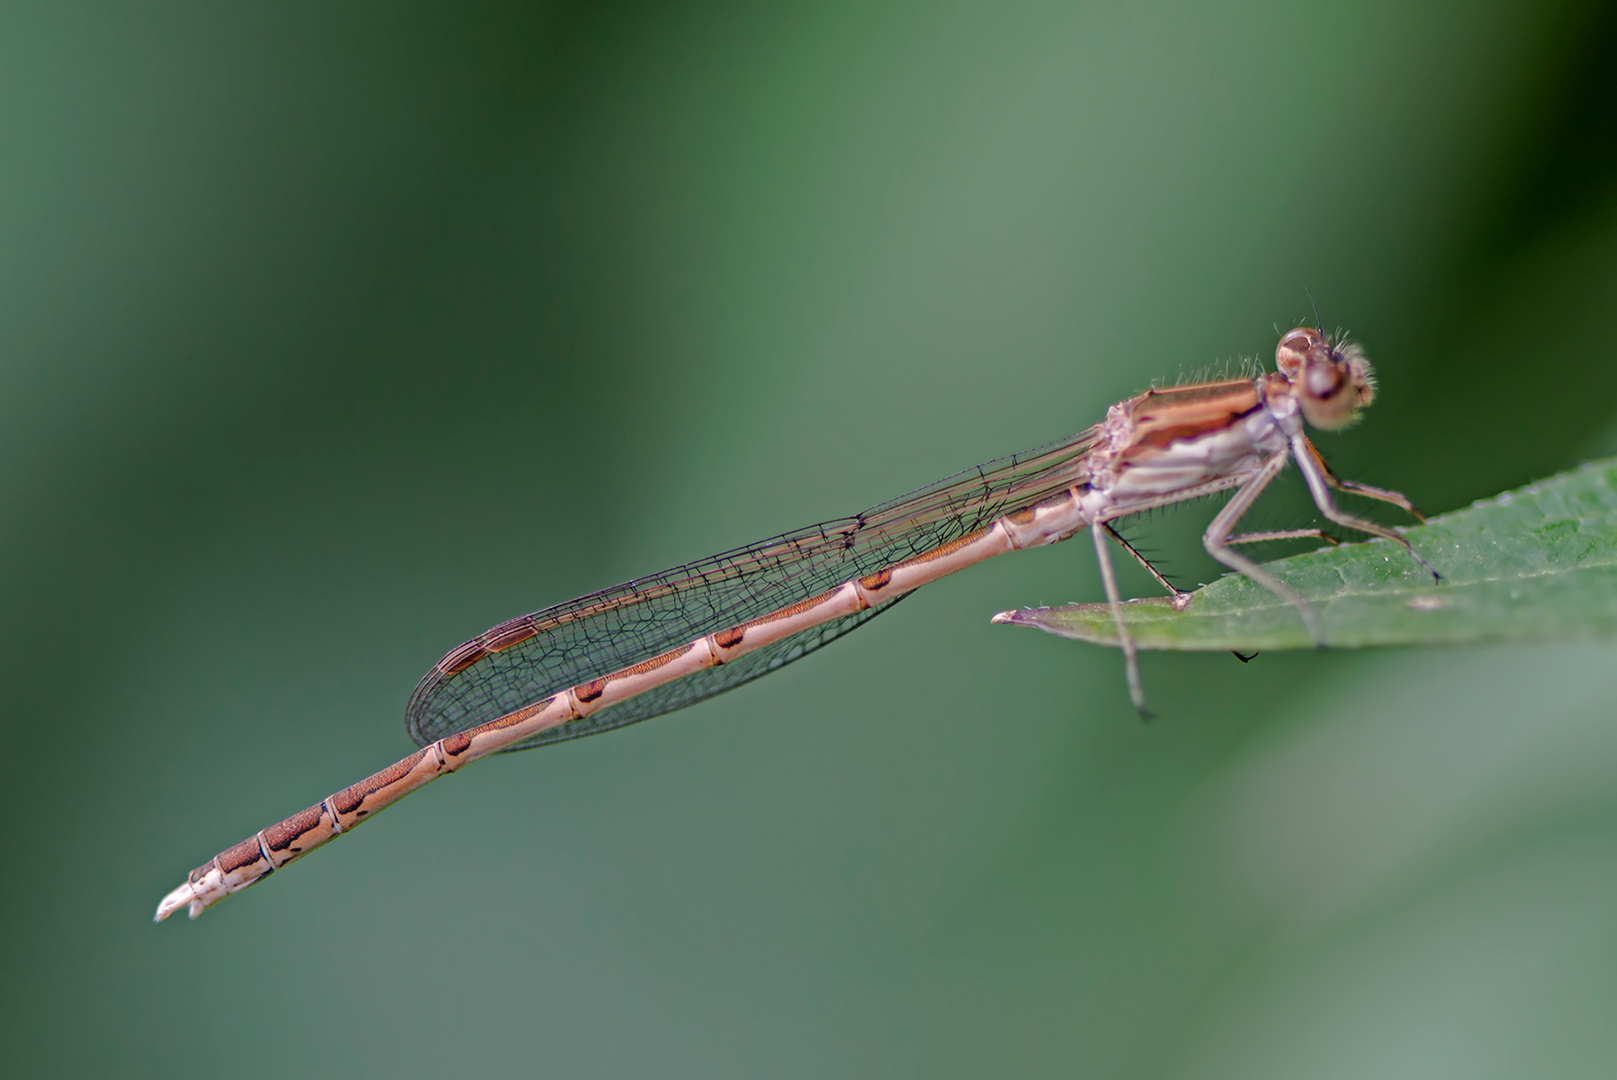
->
[1297,437,1427,521]
[1290,435,1441,582]
[1203,452,1324,644]
[1108,517,1327,667]
[1102,522,1192,611]
[1092,522,1149,716]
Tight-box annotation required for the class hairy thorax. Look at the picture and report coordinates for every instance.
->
[1084,378,1297,515]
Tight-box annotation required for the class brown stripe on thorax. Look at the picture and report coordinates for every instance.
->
[1117,380,1262,459]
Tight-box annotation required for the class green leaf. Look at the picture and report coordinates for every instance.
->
[992,458,1617,652]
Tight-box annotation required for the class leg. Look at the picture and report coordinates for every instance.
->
[1290,435,1441,582]
[1203,452,1325,643]
[1225,527,1339,546]
[1218,525,1334,661]
[1106,521,1262,667]
[1092,522,1150,716]
[1102,522,1192,611]
[1297,437,1426,521]
[1182,523,1330,665]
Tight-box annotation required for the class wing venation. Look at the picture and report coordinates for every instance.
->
[405,426,1101,749]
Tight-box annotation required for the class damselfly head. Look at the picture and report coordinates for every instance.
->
[1275,327,1375,430]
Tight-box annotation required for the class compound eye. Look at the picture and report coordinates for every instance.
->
[1306,362,1344,400]
[1275,327,1321,377]
[1298,348,1367,430]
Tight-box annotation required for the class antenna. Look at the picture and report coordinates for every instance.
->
[1303,286,1324,335]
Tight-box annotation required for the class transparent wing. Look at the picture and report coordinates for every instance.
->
[496,605,897,752]
[406,426,1102,751]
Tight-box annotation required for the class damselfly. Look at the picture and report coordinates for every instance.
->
[155,327,1437,921]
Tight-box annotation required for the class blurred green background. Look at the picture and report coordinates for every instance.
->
[4,2,1616,1076]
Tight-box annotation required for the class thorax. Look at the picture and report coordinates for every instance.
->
[1084,377,1296,510]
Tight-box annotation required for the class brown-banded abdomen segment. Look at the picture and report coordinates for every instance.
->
[858,567,894,593]
[437,730,474,770]
[453,693,579,760]
[259,803,339,868]
[998,488,1088,549]
[326,746,447,830]
[570,641,719,717]
[876,525,1018,595]
[216,835,274,890]
[707,584,866,662]
[476,696,559,733]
